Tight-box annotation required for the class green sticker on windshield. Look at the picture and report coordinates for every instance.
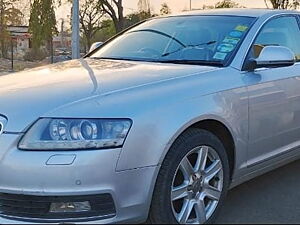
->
[213,52,228,60]
[235,25,249,32]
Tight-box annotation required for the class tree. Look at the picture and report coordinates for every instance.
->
[265,0,300,9]
[79,0,105,49]
[202,5,215,9]
[29,0,58,51]
[201,0,241,10]
[0,0,24,57]
[98,0,124,33]
[138,0,150,13]
[93,19,116,43]
[125,11,154,28]
[160,3,171,15]
[215,0,240,8]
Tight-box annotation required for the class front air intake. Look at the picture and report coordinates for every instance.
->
[0,193,116,223]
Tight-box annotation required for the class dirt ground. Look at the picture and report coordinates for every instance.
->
[0,58,49,75]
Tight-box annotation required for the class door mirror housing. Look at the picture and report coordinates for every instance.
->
[244,46,296,71]
[89,42,103,53]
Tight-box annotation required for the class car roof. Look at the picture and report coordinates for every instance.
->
[173,8,299,18]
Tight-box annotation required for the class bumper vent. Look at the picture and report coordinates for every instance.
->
[0,193,116,223]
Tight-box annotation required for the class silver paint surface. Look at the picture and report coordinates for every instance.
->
[1,9,300,224]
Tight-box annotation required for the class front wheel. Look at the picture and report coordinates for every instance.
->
[149,128,230,224]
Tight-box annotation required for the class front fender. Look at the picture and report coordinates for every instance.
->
[116,90,249,181]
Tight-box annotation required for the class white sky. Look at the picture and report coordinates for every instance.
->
[124,0,267,13]
[56,0,269,22]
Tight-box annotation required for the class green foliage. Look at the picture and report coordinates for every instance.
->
[125,11,153,28]
[93,19,116,42]
[0,0,24,58]
[43,0,58,40]
[215,0,240,8]
[202,0,242,9]
[29,0,43,49]
[160,2,171,15]
[92,10,156,44]
[0,0,23,23]
[3,6,23,26]
[202,5,215,9]
[29,0,58,50]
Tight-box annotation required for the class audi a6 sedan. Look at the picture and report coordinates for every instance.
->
[1,9,300,224]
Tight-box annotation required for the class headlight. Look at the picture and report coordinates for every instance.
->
[19,118,132,150]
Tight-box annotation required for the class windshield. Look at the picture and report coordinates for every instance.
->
[91,15,255,66]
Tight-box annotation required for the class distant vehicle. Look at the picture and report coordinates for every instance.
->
[52,55,72,63]
[53,48,72,63]
[1,9,300,224]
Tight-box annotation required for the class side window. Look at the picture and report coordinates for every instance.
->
[251,16,300,61]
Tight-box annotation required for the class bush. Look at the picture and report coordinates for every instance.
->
[24,48,48,61]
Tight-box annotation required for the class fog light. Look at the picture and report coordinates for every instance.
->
[50,201,91,213]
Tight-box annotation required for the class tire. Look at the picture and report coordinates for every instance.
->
[148,128,230,224]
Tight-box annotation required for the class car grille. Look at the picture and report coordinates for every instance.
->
[0,193,116,222]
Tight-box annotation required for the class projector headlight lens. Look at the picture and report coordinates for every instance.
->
[19,118,132,150]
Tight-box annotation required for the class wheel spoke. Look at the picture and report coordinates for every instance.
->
[194,199,207,224]
[178,200,195,224]
[172,184,189,201]
[203,185,221,201]
[195,146,209,173]
[180,157,194,178]
[204,160,222,182]
[172,145,224,224]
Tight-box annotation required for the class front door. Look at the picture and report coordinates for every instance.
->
[246,15,300,167]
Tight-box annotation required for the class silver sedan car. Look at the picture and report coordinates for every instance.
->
[1,9,300,224]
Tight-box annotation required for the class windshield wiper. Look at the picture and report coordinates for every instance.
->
[156,59,224,67]
[162,41,217,57]
[129,29,186,47]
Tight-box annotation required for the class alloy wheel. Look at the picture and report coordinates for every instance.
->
[171,145,224,224]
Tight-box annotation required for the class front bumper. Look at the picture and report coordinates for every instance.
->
[0,134,159,224]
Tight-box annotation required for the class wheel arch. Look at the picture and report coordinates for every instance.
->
[163,118,236,180]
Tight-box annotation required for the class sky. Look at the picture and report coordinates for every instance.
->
[124,0,267,13]
[57,0,268,23]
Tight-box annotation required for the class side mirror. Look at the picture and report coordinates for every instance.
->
[245,46,296,71]
[89,42,103,53]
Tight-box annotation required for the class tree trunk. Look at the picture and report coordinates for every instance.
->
[116,0,124,33]
[114,19,123,33]
[86,33,92,50]
[0,0,6,58]
[269,0,291,9]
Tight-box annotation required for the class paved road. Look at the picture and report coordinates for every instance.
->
[216,159,300,224]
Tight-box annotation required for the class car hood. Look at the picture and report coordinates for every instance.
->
[0,58,218,132]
